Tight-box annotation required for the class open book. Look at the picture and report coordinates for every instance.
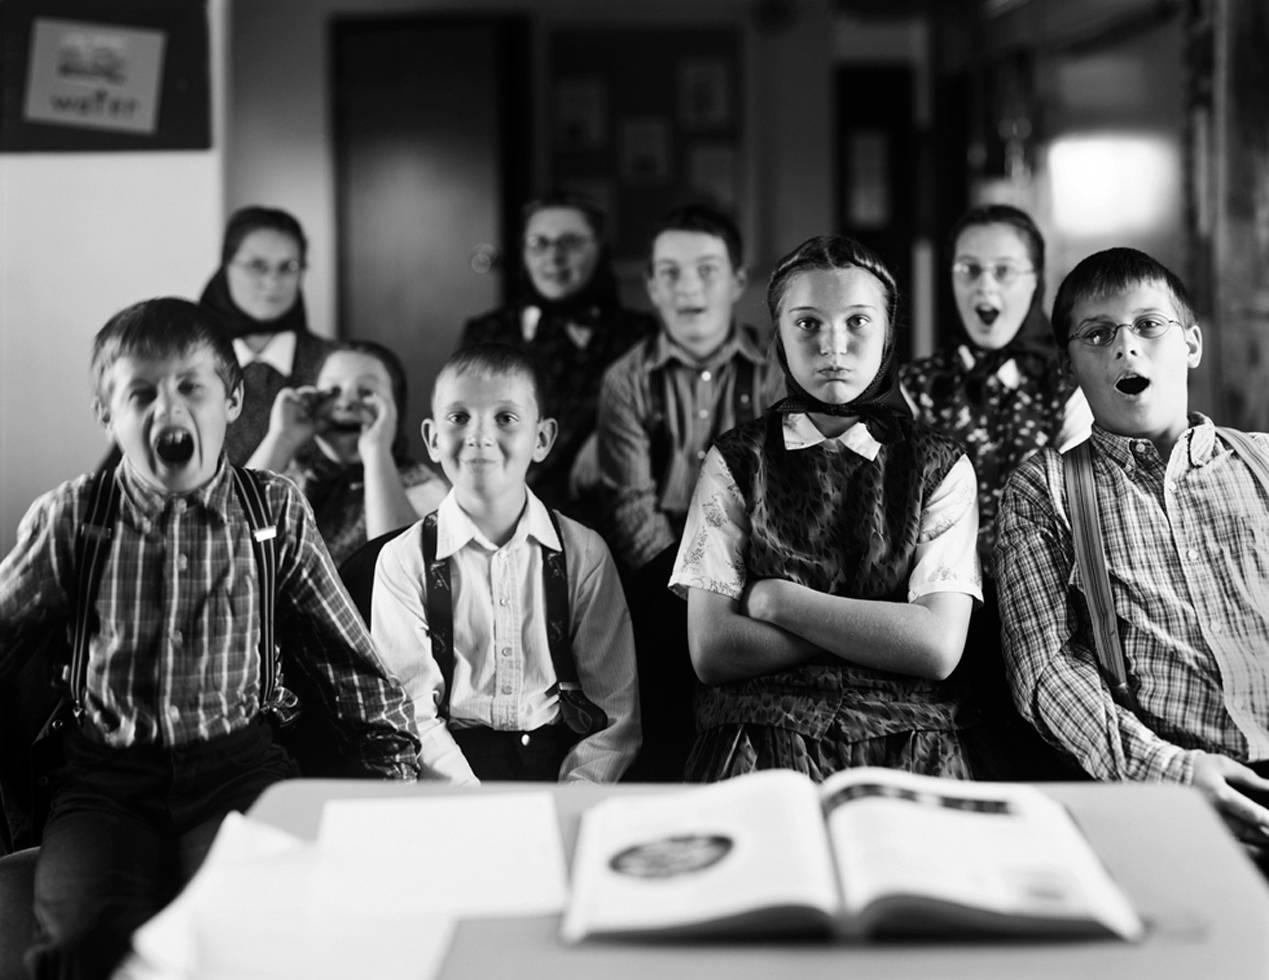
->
[562,767,1144,943]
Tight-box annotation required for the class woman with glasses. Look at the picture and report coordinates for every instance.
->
[459,192,656,520]
[899,203,1090,779]
[199,205,334,464]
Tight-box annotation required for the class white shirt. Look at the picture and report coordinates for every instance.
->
[370,489,640,784]
[233,331,297,376]
[670,414,982,602]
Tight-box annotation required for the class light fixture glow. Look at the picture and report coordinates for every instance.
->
[1048,135,1179,237]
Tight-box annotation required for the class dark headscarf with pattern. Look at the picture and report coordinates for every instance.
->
[198,205,311,340]
[766,235,910,443]
[511,191,622,323]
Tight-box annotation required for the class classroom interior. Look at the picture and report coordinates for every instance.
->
[0,0,1266,551]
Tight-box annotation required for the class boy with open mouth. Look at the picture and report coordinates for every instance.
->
[994,247,1269,855]
[0,298,420,978]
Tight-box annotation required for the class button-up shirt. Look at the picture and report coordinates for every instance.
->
[597,324,783,571]
[0,457,420,778]
[370,490,640,784]
[995,416,1269,783]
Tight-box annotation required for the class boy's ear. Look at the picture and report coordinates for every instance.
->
[533,417,558,463]
[420,418,442,462]
[225,381,244,423]
[93,397,112,434]
[1184,323,1203,369]
[729,266,748,303]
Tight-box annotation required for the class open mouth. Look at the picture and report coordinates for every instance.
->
[326,418,363,435]
[677,306,707,318]
[154,429,195,465]
[1115,375,1150,396]
[974,305,999,326]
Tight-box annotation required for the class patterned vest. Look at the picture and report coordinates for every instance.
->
[699,414,970,741]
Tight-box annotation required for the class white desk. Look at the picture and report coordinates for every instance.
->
[250,779,1269,979]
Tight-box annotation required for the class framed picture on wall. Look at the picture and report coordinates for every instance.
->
[554,76,606,151]
[618,118,671,183]
[0,0,210,152]
[679,58,732,131]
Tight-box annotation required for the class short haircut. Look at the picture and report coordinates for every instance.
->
[92,297,243,401]
[767,234,899,329]
[319,339,412,462]
[648,203,744,272]
[1051,247,1196,347]
[433,342,546,416]
[220,205,308,267]
[521,190,606,241]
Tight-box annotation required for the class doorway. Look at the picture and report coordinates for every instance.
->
[331,15,532,458]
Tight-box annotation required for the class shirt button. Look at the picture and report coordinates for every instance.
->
[1212,622,1223,635]
[739,393,751,406]
[178,554,189,572]
[170,629,182,646]
[1186,548,1198,560]
[696,450,707,461]
[167,705,180,721]
[501,685,513,695]
[172,499,187,514]
[498,597,509,607]
[501,646,512,658]
[700,369,712,382]
[697,408,710,420]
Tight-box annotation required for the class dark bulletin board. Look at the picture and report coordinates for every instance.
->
[549,27,743,262]
[0,0,210,152]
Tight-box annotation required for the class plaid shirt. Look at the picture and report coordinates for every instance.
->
[995,416,1269,783]
[597,324,783,571]
[0,457,419,778]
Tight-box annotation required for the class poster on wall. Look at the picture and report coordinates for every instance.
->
[23,19,166,135]
[0,0,209,152]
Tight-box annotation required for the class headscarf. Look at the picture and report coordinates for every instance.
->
[198,205,312,340]
[198,267,310,340]
[949,204,1061,399]
[767,235,911,444]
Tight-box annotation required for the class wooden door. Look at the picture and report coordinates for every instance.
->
[332,16,530,458]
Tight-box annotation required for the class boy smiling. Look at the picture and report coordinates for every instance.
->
[597,204,782,574]
[0,298,419,979]
[371,343,640,783]
[995,248,1269,841]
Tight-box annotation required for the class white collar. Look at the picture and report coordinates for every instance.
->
[233,331,297,377]
[781,413,881,461]
[956,344,1022,389]
[434,487,561,560]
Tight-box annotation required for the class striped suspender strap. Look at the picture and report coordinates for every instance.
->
[1218,428,1269,494]
[1062,440,1135,710]
[541,508,574,690]
[68,466,121,715]
[229,466,279,709]
[420,512,456,716]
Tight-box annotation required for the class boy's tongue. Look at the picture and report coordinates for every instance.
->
[155,429,195,465]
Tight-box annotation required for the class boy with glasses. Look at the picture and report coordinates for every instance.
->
[995,247,1269,843]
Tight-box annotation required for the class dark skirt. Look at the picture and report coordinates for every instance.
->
[684,722,973,783]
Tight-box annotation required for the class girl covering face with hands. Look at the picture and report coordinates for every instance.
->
[669,235,983,783]
[248,340,446,565]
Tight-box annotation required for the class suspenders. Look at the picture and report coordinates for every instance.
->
[62,463,284,721]
[1062,429,1269,712]
[419,509,608,736]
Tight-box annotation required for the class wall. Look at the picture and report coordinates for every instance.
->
[226,0,834,337]
[0,1,228,550]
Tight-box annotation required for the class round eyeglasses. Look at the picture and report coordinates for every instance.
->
[1070,315,1181,348]
[951,260,1035,287]
[523,233,595,256]
[231,258,305,280]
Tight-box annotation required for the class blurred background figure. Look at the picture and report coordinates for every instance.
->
[248,340,447,566]
[200,206,334,465]
[900,204,1090,779]
[459,192,656,521]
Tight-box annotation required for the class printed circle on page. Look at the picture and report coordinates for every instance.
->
[608,834,733,879]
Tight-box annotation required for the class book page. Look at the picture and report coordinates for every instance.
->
[562,769,840,942]
[819,768,1143,940]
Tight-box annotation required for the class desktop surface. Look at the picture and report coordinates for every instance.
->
[249,778,1269,980]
